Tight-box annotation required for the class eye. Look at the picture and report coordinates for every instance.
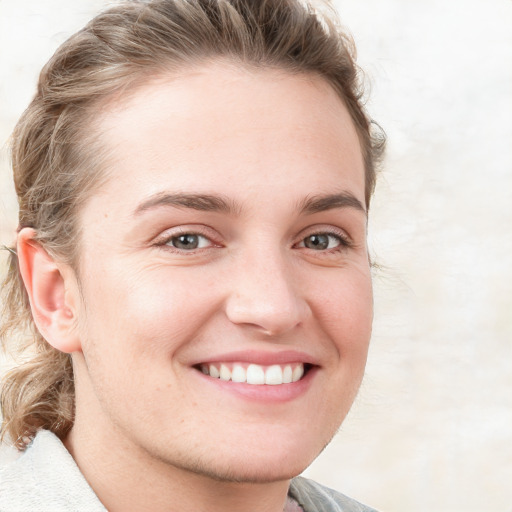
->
[166,233,211,250]
[298,233,345,251]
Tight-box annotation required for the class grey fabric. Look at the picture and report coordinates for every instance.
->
[289,477,378,512]
[0,430,378,512]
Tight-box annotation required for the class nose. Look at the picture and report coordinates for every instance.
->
[224,249,309,336]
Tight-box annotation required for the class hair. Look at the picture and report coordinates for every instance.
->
[0,0,385,449]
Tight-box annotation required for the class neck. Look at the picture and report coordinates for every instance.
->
[64,420,291,512]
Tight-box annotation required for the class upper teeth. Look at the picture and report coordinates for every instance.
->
[200,363,304,385]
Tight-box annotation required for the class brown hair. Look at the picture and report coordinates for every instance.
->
[0,0,385,449]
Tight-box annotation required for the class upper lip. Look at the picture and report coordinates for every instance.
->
[191,350,320,367]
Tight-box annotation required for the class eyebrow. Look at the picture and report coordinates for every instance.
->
[297,192,366,215]
[134,192,239,216]
[134,191,365,217]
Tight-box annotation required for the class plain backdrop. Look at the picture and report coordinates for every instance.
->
[1,1,511,511]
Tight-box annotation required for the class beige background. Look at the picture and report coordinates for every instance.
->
[1,1,511,511]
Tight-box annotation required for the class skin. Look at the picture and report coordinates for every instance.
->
[18,62,372,512]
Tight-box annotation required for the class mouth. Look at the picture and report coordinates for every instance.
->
[194,362,312,386]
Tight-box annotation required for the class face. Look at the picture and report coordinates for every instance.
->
[71,62,372,482]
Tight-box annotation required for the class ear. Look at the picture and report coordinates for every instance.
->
[17,228,82,353]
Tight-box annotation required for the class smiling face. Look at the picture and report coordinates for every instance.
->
[69,62,372,483]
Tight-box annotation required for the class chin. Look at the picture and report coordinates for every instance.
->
[153,434,328,485]
[180,456,310,484]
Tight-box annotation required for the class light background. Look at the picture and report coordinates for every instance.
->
[1,1,511,511]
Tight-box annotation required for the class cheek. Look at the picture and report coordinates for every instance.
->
[78,264,222,358]
[313,266,373,348]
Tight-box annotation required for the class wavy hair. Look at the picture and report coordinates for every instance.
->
[0,0,385,449]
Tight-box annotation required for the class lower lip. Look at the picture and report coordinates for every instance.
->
[192,366,318,403]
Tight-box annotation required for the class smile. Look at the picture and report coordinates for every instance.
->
[198,363,307,385]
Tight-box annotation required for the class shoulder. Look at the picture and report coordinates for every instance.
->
[0,430,106,512]
[289,476,379,512]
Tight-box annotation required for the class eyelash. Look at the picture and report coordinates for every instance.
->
[153,227,353,254]
[153,227,219,253]
[294,229,353,253]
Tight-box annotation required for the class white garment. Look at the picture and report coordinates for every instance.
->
[0,430,377,512]
[0,430,104,511]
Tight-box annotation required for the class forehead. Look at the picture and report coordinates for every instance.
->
[87,62,365,214]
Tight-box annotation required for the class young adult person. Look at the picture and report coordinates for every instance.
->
[0,1,385,510]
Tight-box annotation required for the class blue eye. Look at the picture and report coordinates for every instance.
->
[167,233,210,250]
[301,233,343,250]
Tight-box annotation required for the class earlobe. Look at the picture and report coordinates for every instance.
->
[17,228,82,353]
